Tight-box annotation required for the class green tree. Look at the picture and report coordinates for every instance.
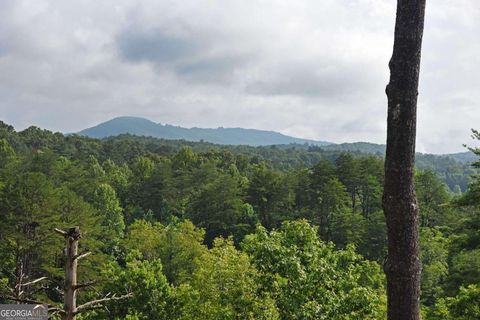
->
[127,159,175,223]
[103,159,131,199]
[448,249,480,294]
[176,237,278,320]
[0,170,103,304]
[247,163,294,229]
[330,208,366,249]
[122,219,207,285]
[101,252,172,320]
[188,174,254,245]
[172,146,198,171]
[357,157,383,219]
[0,139,15,168]
[357,210,387,261]
[314,177,350,241]
[86,155,105,179]
[93,183,125,252]
[445,285,480,319]
[335,153,360,212]
[242,220,386,320]
[428,285,480,320]
[415,170,451,227]
[420,227,450,305]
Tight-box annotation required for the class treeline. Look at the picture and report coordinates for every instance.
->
[0,121,479,319]
[0,121,474,191]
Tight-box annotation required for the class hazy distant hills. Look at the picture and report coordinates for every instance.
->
[321,142,475,164]
[77,116,332,147]
[76,116,477,163]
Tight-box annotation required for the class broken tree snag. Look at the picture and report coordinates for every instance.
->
[383,1,426,320]
[55,227,132,320]
[59,227,82,320]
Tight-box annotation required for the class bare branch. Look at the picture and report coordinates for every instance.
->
[54,228,68,237]
[48,307,66,315]
[54,286,64,296]
[4,295,65,315]
[16,276,48,288]
[75,293,133,314]
[73,252,91,261]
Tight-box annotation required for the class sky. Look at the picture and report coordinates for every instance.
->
[0,0,479,154]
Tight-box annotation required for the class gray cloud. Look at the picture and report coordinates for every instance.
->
[117,29,201,63]
[245,61,378,99]
[175,55,251,83]
[115,16,256,83]
[0,0,479,153]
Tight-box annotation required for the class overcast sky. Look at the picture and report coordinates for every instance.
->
[0,0,479,154]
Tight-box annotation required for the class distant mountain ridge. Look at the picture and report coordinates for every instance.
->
[77,116,332,147]
[76,116,476,163]
[320,143,476,164]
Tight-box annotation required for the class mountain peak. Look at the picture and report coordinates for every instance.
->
[106,116,158,124]
[77,117,332,146]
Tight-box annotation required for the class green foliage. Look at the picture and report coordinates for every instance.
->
[415,170,452,227]
[242,220,386,319]
[357,210,387,261]
[93,183,125,253]
[172,146,198,171]
[101,252,172,320]
[0,169,104,301]
[102,159,131,198]
[176,238,279,320]
[448,249,480,293]
[0,139,15,167]
[330,208,366,249]
[1,121,479,317]
[130,156,154,180]
[188,173,255,245]
[445,285,480,319]
[427,285,480,320]
[247,163,294,229]
[122,219,206,285]
[420,227,450,305]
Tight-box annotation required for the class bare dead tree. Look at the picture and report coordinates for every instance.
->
[383,1,426,320]
[2,226,131,319]
[14,276,48,302]
[0,244,48,304]
[54,227,131,320]
[8,222,43,302]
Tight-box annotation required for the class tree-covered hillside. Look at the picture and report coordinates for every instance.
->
[76,117,477,193]
[77,116,331,146]
[1,121,479,319]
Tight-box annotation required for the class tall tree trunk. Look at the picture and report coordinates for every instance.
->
[62,227,81,320]
[54,226,130,319]
[383,1,426,320]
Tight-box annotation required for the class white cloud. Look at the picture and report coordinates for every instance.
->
[0,0,478,153]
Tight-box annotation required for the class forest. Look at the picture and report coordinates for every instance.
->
[0,121,479,319]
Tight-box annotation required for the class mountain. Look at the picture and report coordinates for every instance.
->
[76,117,478,165]
[322,143,476,164]
[447,151,479,164]
[77,116,332,146]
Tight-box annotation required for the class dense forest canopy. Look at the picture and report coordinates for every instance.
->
[0,121,479,319]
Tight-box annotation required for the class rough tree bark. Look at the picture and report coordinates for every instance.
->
[383,1,426,320]
[56,227,81,320]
